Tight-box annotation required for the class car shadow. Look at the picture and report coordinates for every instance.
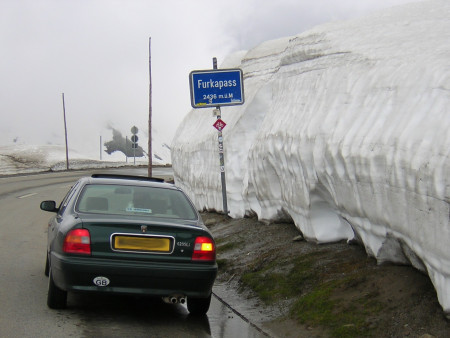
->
[66,293,211,337]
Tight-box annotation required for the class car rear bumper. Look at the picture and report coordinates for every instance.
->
[50,252,217,298]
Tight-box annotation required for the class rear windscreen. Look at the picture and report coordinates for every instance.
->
[76,184,198,220]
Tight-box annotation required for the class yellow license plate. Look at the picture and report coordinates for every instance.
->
[113,235,171,253]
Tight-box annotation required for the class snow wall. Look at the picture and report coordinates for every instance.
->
[172,0,450,315]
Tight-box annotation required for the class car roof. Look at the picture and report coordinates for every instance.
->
[82,174,178,190]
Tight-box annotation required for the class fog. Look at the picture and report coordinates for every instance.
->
[0,0,415,160]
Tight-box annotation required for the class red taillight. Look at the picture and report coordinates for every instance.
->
[192,236,215,261]
[63,229,91,255]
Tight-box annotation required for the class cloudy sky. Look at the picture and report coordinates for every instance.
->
[0,0,415,158]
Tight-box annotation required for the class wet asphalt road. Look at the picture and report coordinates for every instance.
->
[0,168,266,337]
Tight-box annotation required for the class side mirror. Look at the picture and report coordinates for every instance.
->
[40,200,58,213]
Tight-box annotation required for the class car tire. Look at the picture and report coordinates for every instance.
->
[44,254,49,277]
[47,269,67,309]
[187,294,211,315]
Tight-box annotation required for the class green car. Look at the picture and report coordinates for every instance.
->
[40,174,217,315]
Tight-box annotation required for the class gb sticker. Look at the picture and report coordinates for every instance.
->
[93,276,110,287]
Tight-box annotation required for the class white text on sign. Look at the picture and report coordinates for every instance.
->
[197,79,237,90]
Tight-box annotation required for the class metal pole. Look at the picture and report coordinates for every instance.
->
[213,57,228,214]
[100,136,102,160]
[62,93,69,170]
[148,37,153,177]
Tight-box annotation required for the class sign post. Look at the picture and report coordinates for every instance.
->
[61,93,69,170]
[131,126,138,165]
[189,59,245,215]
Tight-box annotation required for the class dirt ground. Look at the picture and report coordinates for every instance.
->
[202,212,450,338]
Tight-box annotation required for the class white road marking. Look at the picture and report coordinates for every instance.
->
[17,193,37,199]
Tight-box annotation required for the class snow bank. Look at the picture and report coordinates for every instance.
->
[172,0,450,314]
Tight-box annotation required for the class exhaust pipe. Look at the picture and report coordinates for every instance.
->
[162,294,186,305]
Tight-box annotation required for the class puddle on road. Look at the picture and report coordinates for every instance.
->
[208,296,268,338]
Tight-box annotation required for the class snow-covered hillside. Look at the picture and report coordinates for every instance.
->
[172,0,450,315]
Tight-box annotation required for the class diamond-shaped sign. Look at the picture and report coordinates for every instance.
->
[213,119,226,131]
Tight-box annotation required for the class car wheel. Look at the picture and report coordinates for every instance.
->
[44,254,49,277]
[187,294,211,315]
[47,269,67,309]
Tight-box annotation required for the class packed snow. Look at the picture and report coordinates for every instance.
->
[172,0,450,315]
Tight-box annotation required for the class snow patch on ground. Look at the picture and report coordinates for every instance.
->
[0,144,155,176]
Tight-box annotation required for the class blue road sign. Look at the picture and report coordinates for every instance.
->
[189,69,244,108]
